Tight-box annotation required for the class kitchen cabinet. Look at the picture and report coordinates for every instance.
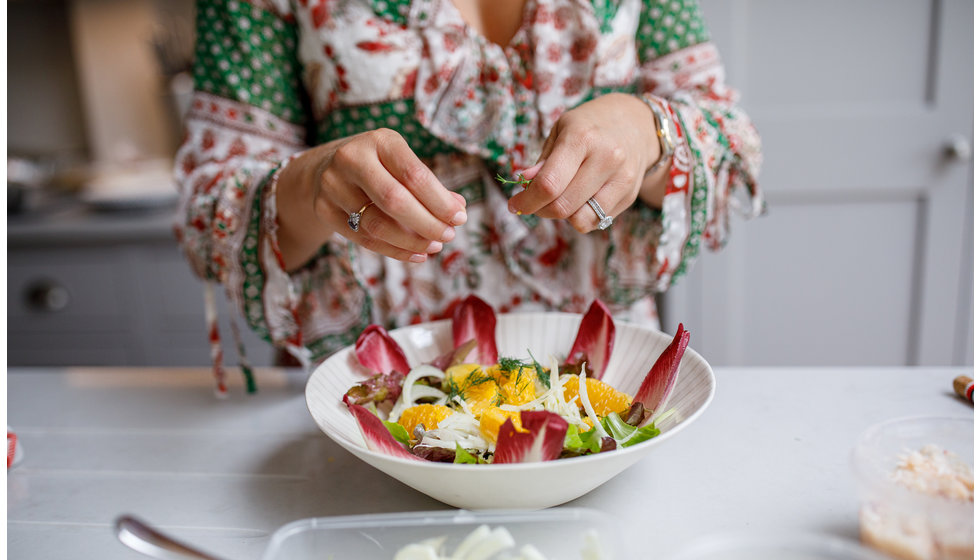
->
[665,0,973,367]
[8,206,275,367]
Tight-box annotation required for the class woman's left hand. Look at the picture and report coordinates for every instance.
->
[507,93,664,232]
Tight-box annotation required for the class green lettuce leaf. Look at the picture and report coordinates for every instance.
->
[564,424,603,454]
[383,421,411,448]
[454,443,482,464]
[600,414,661,448]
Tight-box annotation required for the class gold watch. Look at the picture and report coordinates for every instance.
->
[640,94,675,173]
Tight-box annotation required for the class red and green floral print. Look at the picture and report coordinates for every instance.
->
[174,0,764,388]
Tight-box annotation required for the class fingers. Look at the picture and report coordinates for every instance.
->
[373,130,466,237]
[511,149,627,233]
[318,129,468,262]
[325,203,436,263]
[508,105,646,232]
[507,130,586,216]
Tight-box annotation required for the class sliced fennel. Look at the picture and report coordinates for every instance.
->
[391,524,608,560]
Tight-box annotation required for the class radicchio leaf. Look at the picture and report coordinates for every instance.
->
[347,403,422,461]
[354,324,411,376]
[563,299,615,379]
[631,323,690,414]
[429,339,478,371]
[342,370,406,407]
[452,295,498,365]
[410,445,457,462]
[493,410,569,464]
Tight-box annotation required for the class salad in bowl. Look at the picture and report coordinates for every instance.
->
[343,296,689,465]
[305,295,714,509]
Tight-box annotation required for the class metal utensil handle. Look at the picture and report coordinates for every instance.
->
[114,515,228,560]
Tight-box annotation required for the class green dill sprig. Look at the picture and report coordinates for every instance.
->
[527,351,551,389]
[443,373,463,401]
[514,371,532,396]
[498,356,527,373]
[464,367,495,387]
[495,173,531,187]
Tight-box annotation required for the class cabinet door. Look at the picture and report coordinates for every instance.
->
[135,245,276,367]
[8,242,277,368]
[665,0,973,366]
[8,248,139,365]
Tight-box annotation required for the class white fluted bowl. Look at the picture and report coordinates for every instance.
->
[305,312,715,510]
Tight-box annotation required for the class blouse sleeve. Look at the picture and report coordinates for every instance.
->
[174,0,311,355]
[620,0,764,292]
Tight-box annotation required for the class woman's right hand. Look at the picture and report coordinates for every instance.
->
[276,129,467,271]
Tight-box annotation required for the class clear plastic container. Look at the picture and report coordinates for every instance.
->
[851,416,974,560]
[665,532,892,560]
[261,507,624,560]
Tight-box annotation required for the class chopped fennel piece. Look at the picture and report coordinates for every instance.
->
[580,529,608,560]
[419,410,489,451]
[515,544,548,560]
[452,396,477,417]
[650,407,679,430]
[577,370,609,440]
[389,364,447,421]
[410,385,450,404]
[394,543,441,560]
[452,526,514,560]
[394,536,447,560]
[422,428,488,451]
[391,524,608,560]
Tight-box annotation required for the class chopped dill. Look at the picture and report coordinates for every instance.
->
[498,356,527,373]
[527,351,550,389]
[515,372,532,396]
[464,367,495,387]
[443,373,463,401]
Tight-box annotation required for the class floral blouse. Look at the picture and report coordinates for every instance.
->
[174,0,764,383]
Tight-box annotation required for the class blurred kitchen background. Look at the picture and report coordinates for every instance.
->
[7,0,279,366]
[7,0,974,368]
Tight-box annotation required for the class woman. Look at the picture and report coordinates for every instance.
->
[175,0,763,383]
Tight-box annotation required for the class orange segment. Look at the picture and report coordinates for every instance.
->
[445,364,484,389]
[484,364,506,383]
[462,378,501,416]
[498,367,537,406]
[479,406,524,443]
[563,377,633,418]
[397,404,454,434]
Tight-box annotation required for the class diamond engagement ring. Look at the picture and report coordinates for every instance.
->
[586,197,613,230]
[347,201,374,233]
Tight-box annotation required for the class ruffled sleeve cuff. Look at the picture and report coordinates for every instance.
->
[246,152,314,366]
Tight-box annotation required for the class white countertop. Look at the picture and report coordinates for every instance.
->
[7,366,973,559]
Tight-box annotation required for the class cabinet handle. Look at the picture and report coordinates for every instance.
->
[26,281,70,312]
[945,135,972,161]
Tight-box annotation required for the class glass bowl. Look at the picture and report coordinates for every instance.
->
[851,415,973,560]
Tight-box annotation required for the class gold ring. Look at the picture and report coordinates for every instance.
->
[347,201,374,232]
